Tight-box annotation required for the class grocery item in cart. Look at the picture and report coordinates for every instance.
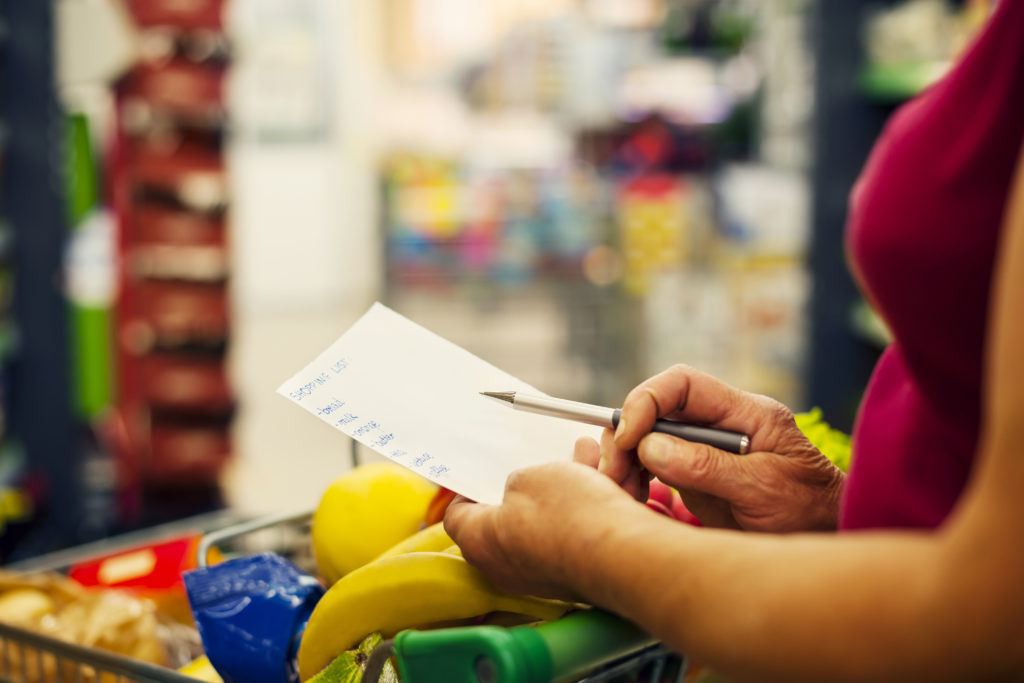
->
[0,569,202,681]
[184,552,323,683]
[310,462,438,585]
[296,551,569,681]
[306,632,397,683]
[67,533,218,624]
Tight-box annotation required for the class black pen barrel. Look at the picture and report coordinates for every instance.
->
[610,410,749,455]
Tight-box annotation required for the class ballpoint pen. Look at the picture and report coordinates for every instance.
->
[481,390,751,455]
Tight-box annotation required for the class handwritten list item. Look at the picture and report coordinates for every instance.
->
[277,302,602,505]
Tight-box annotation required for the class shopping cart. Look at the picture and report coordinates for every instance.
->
[0,510,687,683]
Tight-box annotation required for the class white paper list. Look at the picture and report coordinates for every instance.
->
[276,303,603,505]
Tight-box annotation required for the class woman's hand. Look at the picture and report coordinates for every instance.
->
[602,364,844,532]
[444,438,643,601]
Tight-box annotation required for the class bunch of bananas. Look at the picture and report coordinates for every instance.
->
[298,463,569,682]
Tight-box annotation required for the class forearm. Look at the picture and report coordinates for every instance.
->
[569,509,997,682]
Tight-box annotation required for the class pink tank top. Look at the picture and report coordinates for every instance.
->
[841,0,1024,530]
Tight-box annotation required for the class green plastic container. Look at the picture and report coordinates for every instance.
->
[391,610,672,683]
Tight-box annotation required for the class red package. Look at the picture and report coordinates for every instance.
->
[140,352,234,413]
[126,141,226,213]
[122,60,226,117]
[132,207,226,248]
[130,243,229,282]
[69,535,205,591]
[122,0,227,30]
[149,420,231,483]
[132,281,230,347]
[68,534,222,623]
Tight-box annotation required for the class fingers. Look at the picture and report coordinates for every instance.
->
[614,365,763,451]
[444,494,502,555]
[597,428,633,482]
[637,433,749,504]
[573,436,601,469]
[676,487,742,530]
[443,495,484,545]
[595,428,648,500]
[620,464,651,502]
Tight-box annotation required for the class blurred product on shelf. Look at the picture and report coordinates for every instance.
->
[861,0,992,99]
[140,354,233,414]
[132,281,230,350]
[112,0,234,526]
[659,0,754,56]
[122,60,227,123]
[383,155,601,289]
[148,416,232,484]
[617,174,689,295]
[122,0,226,31]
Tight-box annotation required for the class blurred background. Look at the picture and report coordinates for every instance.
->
[0,0,989,560]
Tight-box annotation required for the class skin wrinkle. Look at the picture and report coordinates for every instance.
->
[643,385,674,422]
[605,364,844,533]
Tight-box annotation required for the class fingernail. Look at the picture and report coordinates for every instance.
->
[641,435,671,469]
[597,452,609,473]
[614,417,627,441]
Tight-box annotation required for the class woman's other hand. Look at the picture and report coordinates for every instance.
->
[444,443,644,601]
[604,364,844,532]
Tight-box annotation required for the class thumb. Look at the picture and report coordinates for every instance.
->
[637,433,749,501]
[443,496,484,544]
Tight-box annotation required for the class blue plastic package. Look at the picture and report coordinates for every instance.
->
[184,552,325,683]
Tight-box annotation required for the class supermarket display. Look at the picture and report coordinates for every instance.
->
[111,0,234,523]
[377,0,816,414]
[0,0,238,558]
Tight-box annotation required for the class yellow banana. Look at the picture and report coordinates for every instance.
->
[297,552,569,681]
[373,522,452,561]
[178,655,224,683]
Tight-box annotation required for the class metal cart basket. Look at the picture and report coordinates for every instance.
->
[0,511,687,683]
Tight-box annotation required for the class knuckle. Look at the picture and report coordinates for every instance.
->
[749,395,795,430]
[623,384,648,409]
[504,469,525,493]
[760,396,794,423]
[668,363,695,378]
[575,435,596,451]
[686,444,719,481]
[769,400,795,425]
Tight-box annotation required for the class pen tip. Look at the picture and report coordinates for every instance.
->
[480,391,515,404]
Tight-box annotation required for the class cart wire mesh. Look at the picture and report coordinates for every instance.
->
[0,620,197,683]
